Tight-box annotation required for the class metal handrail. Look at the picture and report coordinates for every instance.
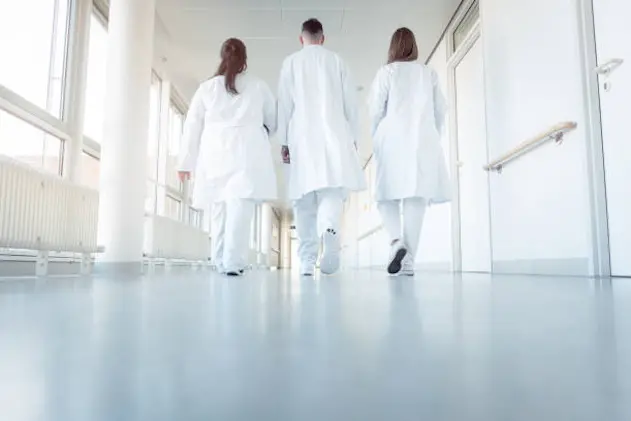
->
[484,121,578,173]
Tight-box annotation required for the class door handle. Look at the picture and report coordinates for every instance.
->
[594,58,624,76]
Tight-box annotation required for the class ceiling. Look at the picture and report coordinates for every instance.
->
[153,0,461,204]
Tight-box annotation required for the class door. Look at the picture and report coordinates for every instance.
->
[454,38,492,272]
[593,0,631,276]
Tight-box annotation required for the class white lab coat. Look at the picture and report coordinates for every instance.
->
[368,62,450,203]
[277,45,366,200]
[179,74,278,208]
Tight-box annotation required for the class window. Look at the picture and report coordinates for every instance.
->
[83,13,109,143]
[453,1,480,52]
[147,74,162,180]
[165,195,181,220]
[0,110,62,174]
[146,74,162,214]
[0,0,70,116]
[145,181,158,214]
[80,152,101,189]
[166,103,184,190]
[189,208,203,229]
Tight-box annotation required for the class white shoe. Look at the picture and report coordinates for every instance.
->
[301,262,315,276]
[398,260,415,277]
[387,240,408,275]
[320,228,340,275]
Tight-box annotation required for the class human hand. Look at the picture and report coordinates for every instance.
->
[281,145,291,164]
[178,171,191,182]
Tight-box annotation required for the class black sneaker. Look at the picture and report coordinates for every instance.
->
[387,240,408,275]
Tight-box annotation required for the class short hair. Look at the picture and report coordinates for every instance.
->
[388,27,419,64]
[302,18,324,39]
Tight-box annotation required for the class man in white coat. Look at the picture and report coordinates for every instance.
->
[278,18,366,276]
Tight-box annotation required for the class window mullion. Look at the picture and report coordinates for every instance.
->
[156,80,171,215]
[46,0,62,116]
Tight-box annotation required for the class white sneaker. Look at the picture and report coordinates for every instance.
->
[301,262,315,276]
[398,260,415,277]
[387,240,408,275]
[320,228,340,275]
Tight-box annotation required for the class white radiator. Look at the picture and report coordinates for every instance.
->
[0,156,99,253]
[144,214,210,261]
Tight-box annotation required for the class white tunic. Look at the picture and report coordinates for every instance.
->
[368,62,450,203]
[179,74,278,208]
[277,45,366,200]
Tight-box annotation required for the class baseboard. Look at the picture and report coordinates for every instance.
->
[417,261,453,271]
[0,261,81,277]
[492,258,591,277]
[93,261,143,276]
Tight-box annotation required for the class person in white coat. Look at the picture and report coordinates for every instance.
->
[368,27,450,276]
[178,38,277,276]
[278,18,366,276]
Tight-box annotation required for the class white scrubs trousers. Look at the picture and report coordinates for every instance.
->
[211,199,255,273]
[377,198,427,261]
[293,188,346,266]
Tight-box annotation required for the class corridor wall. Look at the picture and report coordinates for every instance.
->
[417,37,453,271]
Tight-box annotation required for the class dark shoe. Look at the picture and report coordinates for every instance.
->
[387,240,408,275]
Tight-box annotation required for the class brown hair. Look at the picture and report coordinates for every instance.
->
[387,27,419,64]
[214,38,247,94]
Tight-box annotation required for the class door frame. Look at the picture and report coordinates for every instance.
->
[446,5,492,273]
[576,0,612,278]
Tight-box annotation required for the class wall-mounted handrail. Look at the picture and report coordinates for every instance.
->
[484,121,578,173]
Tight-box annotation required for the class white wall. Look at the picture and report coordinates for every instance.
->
[480,0,593,275]
[417,37,453,270]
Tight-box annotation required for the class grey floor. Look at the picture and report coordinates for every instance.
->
[0,269,630,421]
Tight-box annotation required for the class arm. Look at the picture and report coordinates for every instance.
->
[341,60,359,145]
[261,81,277,137]
[367,67,388,138]
[178,85,206,175]
[276,59,293,147]
[432,69,448,135]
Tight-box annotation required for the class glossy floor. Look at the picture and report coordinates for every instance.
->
[1,269,630,421]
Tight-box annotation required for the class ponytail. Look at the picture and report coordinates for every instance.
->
[214,38,247,95]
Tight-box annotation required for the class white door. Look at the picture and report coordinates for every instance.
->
[593,0,631,276]
[454,39,492,272]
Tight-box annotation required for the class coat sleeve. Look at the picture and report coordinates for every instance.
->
[341,60,359,145]
[432,69,448,135]
[367,67,389,138]
[277,59,293,146]
[261,81,277,137]
[178,85,206,173]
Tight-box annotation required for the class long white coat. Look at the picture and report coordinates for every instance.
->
[179,74,278,208]
[277,45,366,200]
[368,62,450,203]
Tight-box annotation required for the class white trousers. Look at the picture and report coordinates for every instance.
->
[210,199,255,272]
[377,198,427,260]
[293,188,346,265]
